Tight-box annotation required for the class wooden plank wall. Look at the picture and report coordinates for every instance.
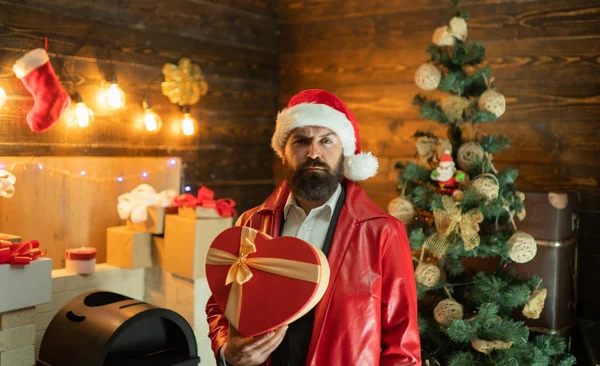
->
[0,0,280,215]
[278,0,600,322]
[0,156,181,268]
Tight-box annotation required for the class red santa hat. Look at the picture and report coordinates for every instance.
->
[439,150,455,168]
[271,89,379,181]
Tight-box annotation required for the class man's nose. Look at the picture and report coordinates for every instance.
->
[307,141,321,160]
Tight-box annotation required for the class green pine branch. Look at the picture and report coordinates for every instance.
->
[414,94,449,123]
[480,134,511,154]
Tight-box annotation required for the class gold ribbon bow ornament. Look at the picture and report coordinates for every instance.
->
[206,227,329,333]
[161,57,208,107]
[425,196,484,256]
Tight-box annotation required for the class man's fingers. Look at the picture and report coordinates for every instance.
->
[250,325,288,354]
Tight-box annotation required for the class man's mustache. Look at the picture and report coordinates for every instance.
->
[298,160,332,172]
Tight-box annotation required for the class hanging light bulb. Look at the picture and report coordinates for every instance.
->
[73,92,94,128]
[142,99,163,133]
[180,106,196,136]
[101,74,125,109]
[0,87,6,109]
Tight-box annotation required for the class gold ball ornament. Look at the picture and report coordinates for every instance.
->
[478,90,506,118]
[388,196,416,224]
[415,64,442,91]
[434,298,464,326]
[472,175,500,202]
[508,231,538,263]
[457,142,484,171]
[415,263,441,288]
[441,95,471,122]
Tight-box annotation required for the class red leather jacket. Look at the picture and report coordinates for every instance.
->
[206,180,421,365]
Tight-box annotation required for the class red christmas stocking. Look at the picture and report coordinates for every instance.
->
[13,49,70,132]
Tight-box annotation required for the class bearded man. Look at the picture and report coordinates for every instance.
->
[206,89,421,366]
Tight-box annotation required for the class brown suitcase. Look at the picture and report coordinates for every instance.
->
[517,191,580,241]
[510,237,578,331]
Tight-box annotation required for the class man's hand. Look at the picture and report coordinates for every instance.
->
[223,324,288,366]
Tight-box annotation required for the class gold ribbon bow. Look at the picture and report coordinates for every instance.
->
[206,227,327,330]
[161,57,208,107]
[425,196,484,256]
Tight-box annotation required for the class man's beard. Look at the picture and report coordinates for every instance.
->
[283,157,345,202]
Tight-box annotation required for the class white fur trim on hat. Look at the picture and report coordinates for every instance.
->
[13,48,49,79]
[344,152,379,181]
[439,161,455,168]
[271,102,357,158]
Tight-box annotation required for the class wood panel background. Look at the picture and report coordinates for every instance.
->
[0,0,280,217]
[0,156,180,268]
[278,0,600,323]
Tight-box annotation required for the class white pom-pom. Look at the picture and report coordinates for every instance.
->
[344,152,379,181]
[415,64,441,91]
[449,17,468,41]
[479,90,506,117]
[433,26,455,46]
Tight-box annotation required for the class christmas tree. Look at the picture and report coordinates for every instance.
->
[390,1,576,365]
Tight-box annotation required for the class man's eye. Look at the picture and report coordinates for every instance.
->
[322,139,332,144]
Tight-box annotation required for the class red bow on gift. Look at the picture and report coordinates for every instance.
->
[0,240,45,265]
[172,187,237,217]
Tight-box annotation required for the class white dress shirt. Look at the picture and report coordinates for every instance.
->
[281,184,342,251]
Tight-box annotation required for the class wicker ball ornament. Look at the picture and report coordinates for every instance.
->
[434,298,464,326]
[388,196,416,224]
[457,142,484,171]
[415,263,441,288]
[432,26,455,46]
[472,175,500,202]
[442,95,470,122]
[508,231,538,263]
[415,64,442,91]
[478,90,506,118]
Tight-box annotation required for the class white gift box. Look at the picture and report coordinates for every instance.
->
[0,258,52,313]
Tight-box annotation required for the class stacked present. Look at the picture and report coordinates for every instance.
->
[0,234,51,366]
[107,184,178,270]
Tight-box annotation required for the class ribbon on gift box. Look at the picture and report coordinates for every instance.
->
[206,227,320,329]
[0,240,45,265]
[172,186,237,217]
[117,184,177,223]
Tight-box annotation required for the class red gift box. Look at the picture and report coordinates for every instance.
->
[205,226,330,336]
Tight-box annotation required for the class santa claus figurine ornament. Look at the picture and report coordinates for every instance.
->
[431,151,465,198]
[13,48,70,132]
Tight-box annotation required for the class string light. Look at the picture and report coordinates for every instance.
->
[0,157,180,183]
[142,99,163,133]
[72,92,94,128]
[0,87,6,109]
[180,106,196,136]
[169,159,177,166]
[184,186,191,192]
[99,74,125,110]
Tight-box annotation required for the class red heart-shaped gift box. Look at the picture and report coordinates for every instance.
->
[205,226,330,336]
